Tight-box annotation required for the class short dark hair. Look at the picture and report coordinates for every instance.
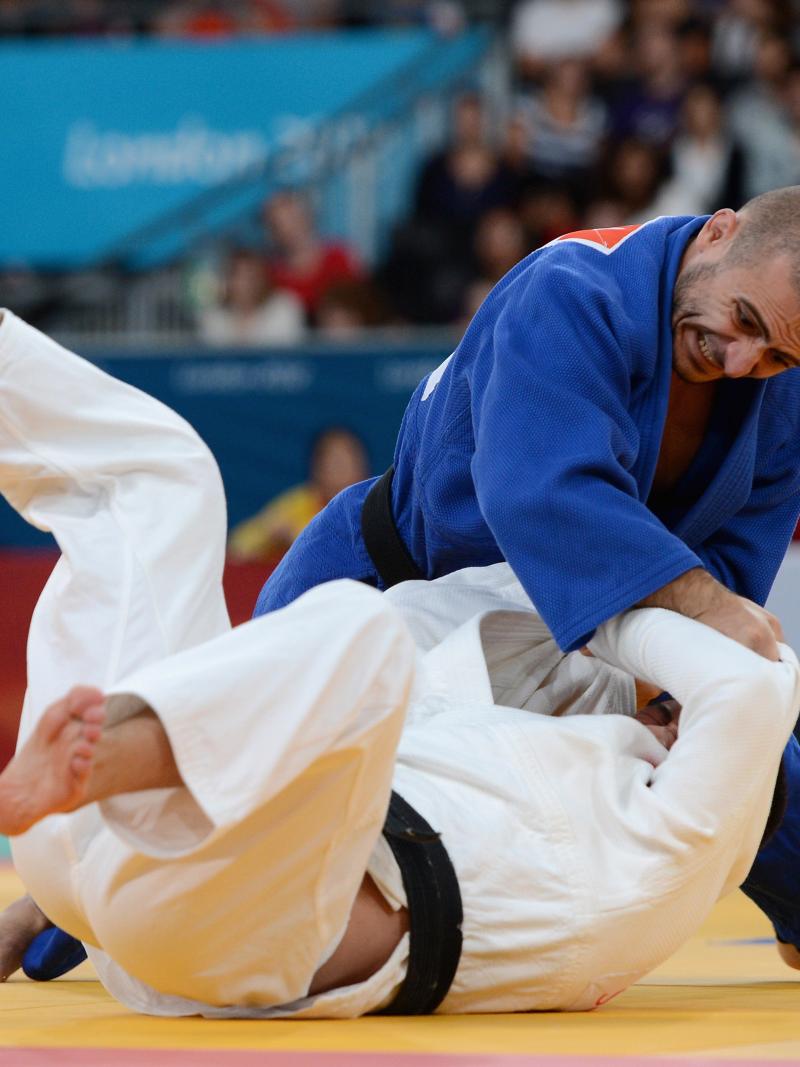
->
[726,186,800,296]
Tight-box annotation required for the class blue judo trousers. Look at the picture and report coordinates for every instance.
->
[29,216,800,976]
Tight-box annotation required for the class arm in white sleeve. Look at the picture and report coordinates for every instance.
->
[588,608,800,887]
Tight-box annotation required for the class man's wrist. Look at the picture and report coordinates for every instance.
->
[637,568,725,618]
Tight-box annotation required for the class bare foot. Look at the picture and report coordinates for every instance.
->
[0,895,51,981]
[0,686,106,835]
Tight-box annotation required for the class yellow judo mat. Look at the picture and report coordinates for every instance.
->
[1,862,800,1066]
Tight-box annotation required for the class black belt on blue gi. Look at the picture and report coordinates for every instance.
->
[377,790,463,1015]
[361,466,425,587]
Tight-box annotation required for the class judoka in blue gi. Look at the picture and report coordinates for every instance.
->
[254,187,800,966]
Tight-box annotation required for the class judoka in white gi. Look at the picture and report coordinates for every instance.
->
[0,309,798,1016]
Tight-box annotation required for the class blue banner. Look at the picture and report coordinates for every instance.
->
[0,343,449,547]
[0,31,446,268]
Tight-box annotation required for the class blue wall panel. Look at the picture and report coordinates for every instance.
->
[0,344,449,547]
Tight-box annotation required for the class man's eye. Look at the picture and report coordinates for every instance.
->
[738,307,753,328]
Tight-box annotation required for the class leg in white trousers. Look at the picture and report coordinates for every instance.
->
[0,311,414,1011]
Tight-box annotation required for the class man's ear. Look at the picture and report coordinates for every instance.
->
[695,208,739,252]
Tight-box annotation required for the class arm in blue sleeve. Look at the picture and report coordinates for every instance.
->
[470,262,700,652]
[695,433,800,606]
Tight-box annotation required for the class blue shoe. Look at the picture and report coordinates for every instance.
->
[22,926,86,980]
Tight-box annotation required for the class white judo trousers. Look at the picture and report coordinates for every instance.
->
[1,310,415,1015]
[3,308,800,1019]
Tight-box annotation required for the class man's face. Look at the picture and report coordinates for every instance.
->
[672,244,800,383]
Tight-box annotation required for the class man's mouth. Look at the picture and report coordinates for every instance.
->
[693,330,721,375]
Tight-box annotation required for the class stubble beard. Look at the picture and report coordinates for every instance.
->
[671,259,720,383]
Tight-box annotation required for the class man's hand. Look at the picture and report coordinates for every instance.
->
[638,568,783,661]
[0,894,51,981]
[635,698,681,750]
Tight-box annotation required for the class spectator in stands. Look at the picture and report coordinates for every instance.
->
[608,21,688,148]
[154,1,239,36]
[338,0,466,34]
[381,92,519,326]
[591,136,671,223]
[514,58,607,186]
[414,92,521,249]
[676,15,716,87]
[228,427,370,563]
[275,0,338,28]
[198,247,306,347]
[238,0,296,33]
[315,279,391,338]
[710,0,778,86]
[472,207,528,287]
[378,216,474,326]
[628,0,692,32]
[518,181,581,247]
[501,110,533,180]
[581,197,627,229]
[510,0,624,82]
[263,191,363,319]
[457,205,530,330]
[154,0,295,36]
[728,33,800,202]
[646,82,744,215]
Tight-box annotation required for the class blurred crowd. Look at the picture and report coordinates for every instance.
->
[0,0,485,36]
[194,0,800,341]
[4,0,800,339]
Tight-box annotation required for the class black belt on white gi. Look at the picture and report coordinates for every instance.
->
[377,790,463,1015]
[361,466,425,588]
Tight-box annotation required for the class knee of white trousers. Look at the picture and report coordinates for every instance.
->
[297,580,418,734]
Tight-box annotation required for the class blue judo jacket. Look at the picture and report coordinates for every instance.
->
[257,214,800,651]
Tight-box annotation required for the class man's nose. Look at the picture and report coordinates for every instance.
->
[723,337,766,377]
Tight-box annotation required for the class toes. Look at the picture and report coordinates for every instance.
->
[80,721,104,744]
[38,688,106,745]
[72,740,95,760]
[81,703,106,725]
[70,754,93,780]
[77,702,105,745]
[66,686,105,717]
